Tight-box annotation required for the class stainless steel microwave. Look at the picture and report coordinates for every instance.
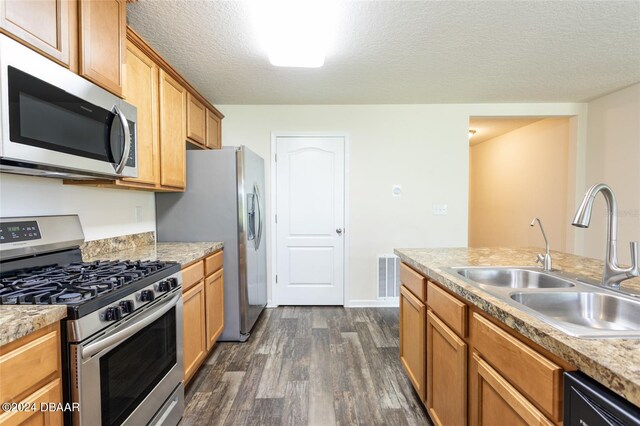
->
[0,35,138,179]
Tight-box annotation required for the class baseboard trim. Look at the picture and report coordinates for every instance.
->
[346,298,399,308]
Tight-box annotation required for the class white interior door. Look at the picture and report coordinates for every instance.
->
[275,136,345,305]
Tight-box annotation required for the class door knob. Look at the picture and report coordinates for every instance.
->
[336,228,343,235]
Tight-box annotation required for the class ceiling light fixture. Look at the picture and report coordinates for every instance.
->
[250,0,338,68]
[468,129,477,139]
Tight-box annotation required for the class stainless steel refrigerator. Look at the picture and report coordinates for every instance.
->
[156,146,267,342]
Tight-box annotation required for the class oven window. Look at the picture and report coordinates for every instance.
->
[8,66,114,162]
[100,307,177,426]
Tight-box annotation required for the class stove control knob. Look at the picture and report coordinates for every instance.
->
[140,290,155,302]
[105,306,123,321]
[157,280,171,292]
[168,277,179,289]
[119,300,134,314]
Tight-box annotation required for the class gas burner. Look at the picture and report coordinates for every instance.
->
[0,259,177,306]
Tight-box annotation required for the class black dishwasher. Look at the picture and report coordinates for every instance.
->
[564,372,640,426]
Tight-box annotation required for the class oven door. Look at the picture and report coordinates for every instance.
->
[71,292,183,426]
[0,34,137,179]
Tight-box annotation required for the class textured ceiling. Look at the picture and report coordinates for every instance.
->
[469,117,545,145]
[127,1,640,105]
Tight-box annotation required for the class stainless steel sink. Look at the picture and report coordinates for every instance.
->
[510,292,640,337]
[452,267,575,289]
[444,265,640,338]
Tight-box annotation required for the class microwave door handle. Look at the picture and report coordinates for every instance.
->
[112,105,131,175]
[81,293,180,360]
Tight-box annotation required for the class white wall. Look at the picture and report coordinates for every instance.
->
[582,83,640,264]
[0,174,155,241]
[219,103,586,304]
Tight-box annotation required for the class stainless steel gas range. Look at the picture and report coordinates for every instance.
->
[0,215,184,426]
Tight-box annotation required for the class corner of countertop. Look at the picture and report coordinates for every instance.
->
[0,305,67,347]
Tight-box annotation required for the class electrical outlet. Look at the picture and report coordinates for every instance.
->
[433,203,448,215]
[135,206,143,223]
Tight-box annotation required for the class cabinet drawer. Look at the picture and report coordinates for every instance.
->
[204,250,223,276]
[427,281,467,337]
[0,378,63,426]
[471,313,563,421]
[182,260,204,292]
[400,263,427,302]
[0,327,59,402]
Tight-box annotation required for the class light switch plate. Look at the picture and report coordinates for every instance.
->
[433,203,448,215]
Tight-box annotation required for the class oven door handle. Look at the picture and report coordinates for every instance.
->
[81,293,180,360]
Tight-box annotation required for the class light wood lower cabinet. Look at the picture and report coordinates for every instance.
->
[426,310,467,426]
[205,268,224,351]
[0,323,63,426]
[470,353,553,426]
[399,261,570,426]
[399,285,426,401]
[182,280,207,384]
[182,250,224,385]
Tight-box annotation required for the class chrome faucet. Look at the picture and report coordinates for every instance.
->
[572,183,639,288]
[530,217,552,271]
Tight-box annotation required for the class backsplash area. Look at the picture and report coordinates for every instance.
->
[80,231,156,257]
[0,174,155,241]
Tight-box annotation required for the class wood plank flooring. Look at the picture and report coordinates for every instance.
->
[182,307,432,426]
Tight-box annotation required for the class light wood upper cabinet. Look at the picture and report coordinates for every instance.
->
[187,93,206,146]
[427,310,467,426]
[0,0,72,67]
[205,268,224,351]
[79,0,125,96]
[123,40,159,187]
[159,69,187,189]
[399,285,426,401]
[205,108,222,150]
[182,280,207,384]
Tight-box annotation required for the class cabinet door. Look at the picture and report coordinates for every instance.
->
[0,379,63,426]
[159,70,186,189]
[427,310,467,426]
[205,268,224,351]
[0,0,71,66]
[123,40,159,186]
[182,281,206,384]
[470,353,553,426]
[399,285,426,401]
[205,109,221,149]
[79,0,125,96]
[186,93,206,146]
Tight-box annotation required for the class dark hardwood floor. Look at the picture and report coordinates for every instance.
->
[182,307,432,425]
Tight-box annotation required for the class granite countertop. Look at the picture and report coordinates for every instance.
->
[394,247,640,407]
[83,241,224,266]
[0,306,67,347]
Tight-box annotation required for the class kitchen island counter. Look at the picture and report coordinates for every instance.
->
[394,247,640,407]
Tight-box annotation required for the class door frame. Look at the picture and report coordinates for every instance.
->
[270,132,350,307]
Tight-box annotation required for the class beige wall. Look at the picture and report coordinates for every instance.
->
[469,118,571,250]
[581,83,640,264]
[219,103,585,305]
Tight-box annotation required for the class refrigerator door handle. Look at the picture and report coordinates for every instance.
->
[247,193,256,241]
[254,183,263,251]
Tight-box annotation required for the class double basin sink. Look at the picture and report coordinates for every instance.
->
[445,266,640,338]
